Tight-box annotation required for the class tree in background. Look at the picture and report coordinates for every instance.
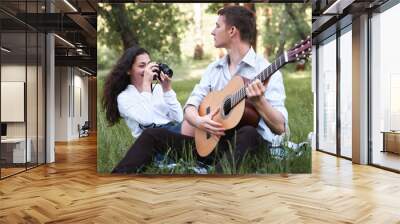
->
[262,4,311,62]
[193,3,204,60]
[98,3,189,65]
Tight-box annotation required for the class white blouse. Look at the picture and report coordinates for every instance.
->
[117,84,183,138]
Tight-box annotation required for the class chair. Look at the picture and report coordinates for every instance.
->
[79,121,90,138]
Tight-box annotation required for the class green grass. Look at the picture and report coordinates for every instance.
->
[97,64,313,174]
[284,69,313,143]
[97,80,134,173]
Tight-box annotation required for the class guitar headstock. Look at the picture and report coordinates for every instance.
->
[287,36,312,63]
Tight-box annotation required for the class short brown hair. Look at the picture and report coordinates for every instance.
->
[217,6,256,45]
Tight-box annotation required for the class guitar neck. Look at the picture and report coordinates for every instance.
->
[229,52,287,108]
[256,53,287,84]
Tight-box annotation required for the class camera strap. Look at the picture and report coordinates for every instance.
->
[150,81,159,93]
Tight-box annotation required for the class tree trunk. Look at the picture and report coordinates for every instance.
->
[285,4,307,40]
[277,12,286,57]
[263,7,272,60]
[277,34,286,57]
[193,3,204,60]
[243,3,257,51]
[109,4,138,50]
[285,4,309,71]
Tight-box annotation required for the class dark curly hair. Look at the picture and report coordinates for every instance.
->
[102,46,149,126]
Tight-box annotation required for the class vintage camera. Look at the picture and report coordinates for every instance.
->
[153,63,173,81]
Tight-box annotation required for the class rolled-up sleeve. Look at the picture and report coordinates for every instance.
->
[184,64,214,111]
[256,70,289,145]
[163,89,183,122]
[264,71,288,125]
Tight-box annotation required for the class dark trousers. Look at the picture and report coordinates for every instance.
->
[112,125,268,174]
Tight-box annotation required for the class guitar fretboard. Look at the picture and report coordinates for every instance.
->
[226,53,287,110]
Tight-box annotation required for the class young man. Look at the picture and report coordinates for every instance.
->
[182,6,287,138]
[112,6,288,174]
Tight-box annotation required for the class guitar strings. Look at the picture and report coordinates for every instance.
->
[226,53,286,111]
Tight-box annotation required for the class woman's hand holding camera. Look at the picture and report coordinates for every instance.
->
[159,71,172,92]
[142,62,172,92]
[142,62,158,92]
[143,62,158,83]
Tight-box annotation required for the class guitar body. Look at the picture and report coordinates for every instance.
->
[195,76,246,157]
[237,101,260,128]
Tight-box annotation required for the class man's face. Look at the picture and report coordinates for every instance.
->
[211,15,231,48]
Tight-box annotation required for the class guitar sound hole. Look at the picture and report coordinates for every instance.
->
[223,98,232,116]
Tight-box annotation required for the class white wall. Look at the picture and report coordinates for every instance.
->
[54,67,89,141]
[1,65,26,141]
[55,66,69,141]
[1,65,39,138]
[72,72,89,138]
[1,63,46,164]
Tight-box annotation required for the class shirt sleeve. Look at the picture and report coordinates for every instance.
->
[163,89,184,122]
[117,91,155,126]
[256,70,289,145]
[264,71,288,124]
[257,57,288,124]
[183,63,214,111]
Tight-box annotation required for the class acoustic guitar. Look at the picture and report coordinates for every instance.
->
[184,37,311,157]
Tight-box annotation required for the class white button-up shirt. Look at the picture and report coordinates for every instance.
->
[184,47,288,145]
[117,84,183,138]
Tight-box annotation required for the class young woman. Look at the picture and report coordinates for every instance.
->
[102,46,183,138]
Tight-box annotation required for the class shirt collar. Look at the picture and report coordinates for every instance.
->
[216,47,257,68]
[127,84,137,92]
[241,47,257,68]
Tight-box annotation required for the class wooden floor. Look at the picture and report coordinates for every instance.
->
[1,135,400,223]
[1,167,26,178]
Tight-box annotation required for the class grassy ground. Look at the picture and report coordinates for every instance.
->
[97,60,312,174]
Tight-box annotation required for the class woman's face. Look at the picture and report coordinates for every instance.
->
[130,53,150,79]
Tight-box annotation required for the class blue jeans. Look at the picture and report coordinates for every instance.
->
[159,122,181,134]
[153,122,182,165]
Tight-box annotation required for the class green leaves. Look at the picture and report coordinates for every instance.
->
[260,4,311,61]
[98,3,190,65]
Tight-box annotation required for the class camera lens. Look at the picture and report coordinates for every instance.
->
[158,63,173,78]
[153,63,173,81]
